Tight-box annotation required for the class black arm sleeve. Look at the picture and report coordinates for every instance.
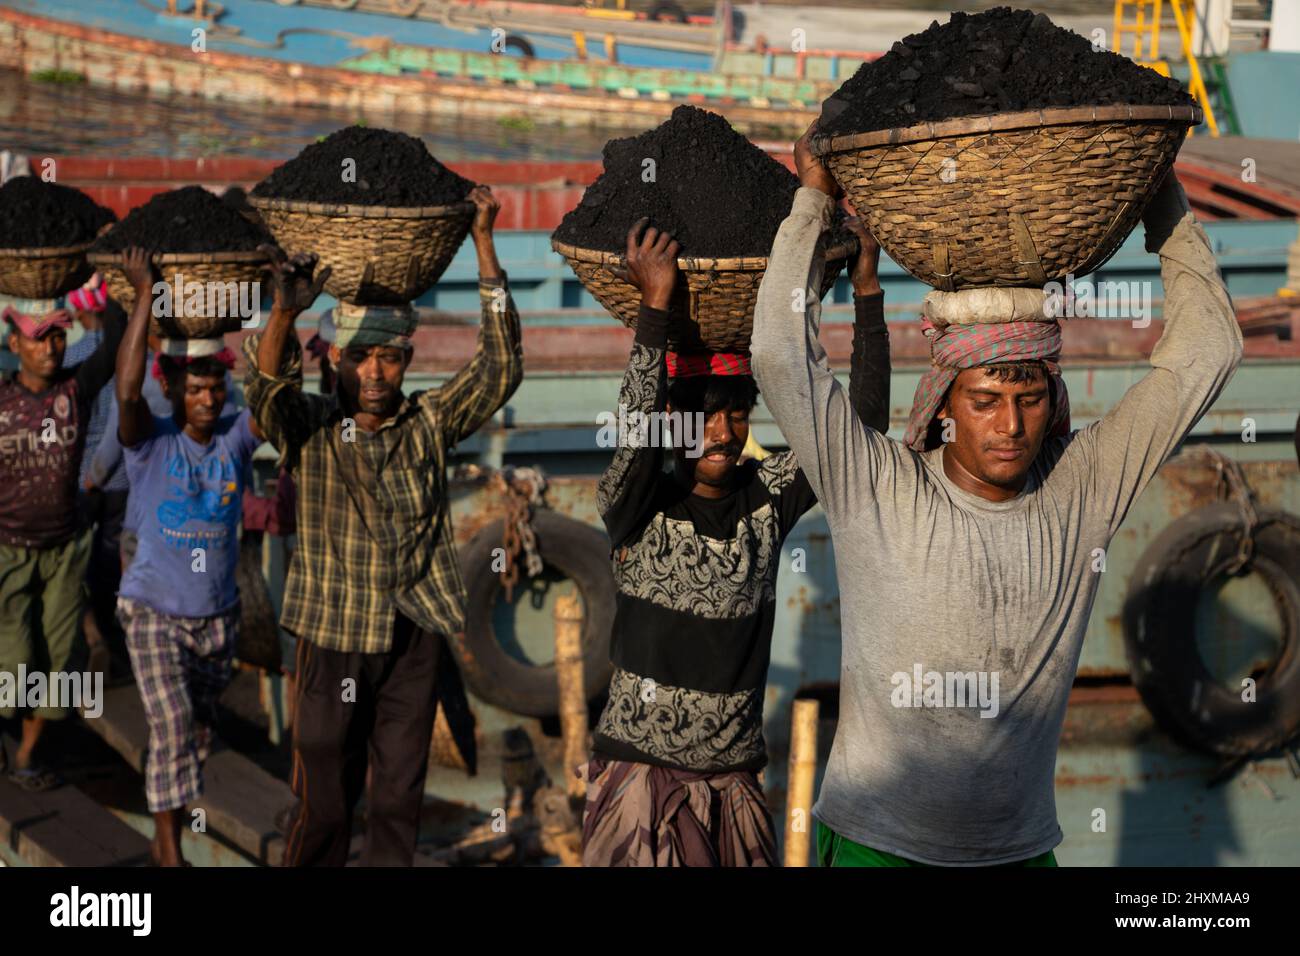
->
[848,291,890,433]
[596,305,672,548]
[73,301,127,402]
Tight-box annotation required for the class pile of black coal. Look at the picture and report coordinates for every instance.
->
[91,186,273,254]
[0,176,116,248]
[251,126,476,206]
[554,105,846,257]
[819,7,1194,137]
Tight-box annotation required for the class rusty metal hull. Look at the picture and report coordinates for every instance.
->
[1054,694,1300,866]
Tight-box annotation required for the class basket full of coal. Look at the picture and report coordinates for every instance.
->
[0,176,116,299]
[811,7,1200,291]
[88,186,273,337]
[250,126,477,305]
[552,106,856,353]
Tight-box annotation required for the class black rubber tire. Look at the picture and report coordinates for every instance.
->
[235,533,282,672]
[649,2,688,23]
[389,0,423,16]
[500,35,535,58]
[1122,503,1300,757]
[456,511,615,717]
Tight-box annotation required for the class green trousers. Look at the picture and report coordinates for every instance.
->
[816,821,1058,867]
[0,532,92,720]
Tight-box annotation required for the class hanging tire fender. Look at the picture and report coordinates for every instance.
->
[1122,503,1300,757]
[455,510,616,718]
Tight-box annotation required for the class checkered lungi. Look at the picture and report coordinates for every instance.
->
[116,597,238,813]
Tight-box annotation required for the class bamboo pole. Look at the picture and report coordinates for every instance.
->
[783,698,820,867]
[554,591,588,801]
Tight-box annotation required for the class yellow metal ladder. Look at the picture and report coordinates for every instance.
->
[1112,0,1221,136]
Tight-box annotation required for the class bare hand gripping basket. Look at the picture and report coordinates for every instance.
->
[552,237,858,353]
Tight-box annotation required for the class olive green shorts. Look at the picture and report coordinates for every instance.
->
[0,532,92,720]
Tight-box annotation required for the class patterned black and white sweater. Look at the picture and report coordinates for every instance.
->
[592,296,889,773]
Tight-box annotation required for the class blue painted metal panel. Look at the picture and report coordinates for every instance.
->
[1226,50,1300,140]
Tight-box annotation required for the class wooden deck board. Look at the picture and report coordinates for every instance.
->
[82,683,292,866]
[0,757,151,867]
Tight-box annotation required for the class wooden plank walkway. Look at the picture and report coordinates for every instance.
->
[82,683,293,866]
[0,743,151,867]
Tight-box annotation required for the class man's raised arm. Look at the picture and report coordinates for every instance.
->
[423,186,524,446]
[595,220,678,548]
[750,124,886,522]
[243,247,333,456]
[845,218,891,434]
[1070,174,1244,535]
[114,247,159,448]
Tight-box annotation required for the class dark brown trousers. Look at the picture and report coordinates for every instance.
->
[282,614,437,867]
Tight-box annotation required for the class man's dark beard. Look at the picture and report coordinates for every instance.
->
[679,443,742,488]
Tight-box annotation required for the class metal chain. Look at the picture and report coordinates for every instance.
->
[500,498,521,598]
[456,463,548,602]
[1202,448,1259,575]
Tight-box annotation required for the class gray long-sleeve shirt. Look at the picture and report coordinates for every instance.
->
[751,184,1243,864]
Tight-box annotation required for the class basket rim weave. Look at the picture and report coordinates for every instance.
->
[0,241,94,257]
[87,249,271,266]
[248,195,475,219]
[551,237,859,271]
[812,103,1203,155]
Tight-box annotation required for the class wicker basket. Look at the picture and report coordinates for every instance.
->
[552,237,858,352]
[811,105,1201,291]
[249,196,474,305]
[0,243,94,299]
[87,250,269,338]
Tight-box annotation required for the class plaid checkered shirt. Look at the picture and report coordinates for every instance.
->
[242,279,523,654]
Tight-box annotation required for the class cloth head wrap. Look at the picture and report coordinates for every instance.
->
[67,279,108,314]
[331,301,415,350]
[903,319,1071,452]
[151,337,236,381]
[2,297,72,338]
[666,351,752,378]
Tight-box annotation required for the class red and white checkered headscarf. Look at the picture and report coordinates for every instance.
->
[666,351,752,378]
[67,280,108,314]
[903,319,1071,452]
[2,297,72,338]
